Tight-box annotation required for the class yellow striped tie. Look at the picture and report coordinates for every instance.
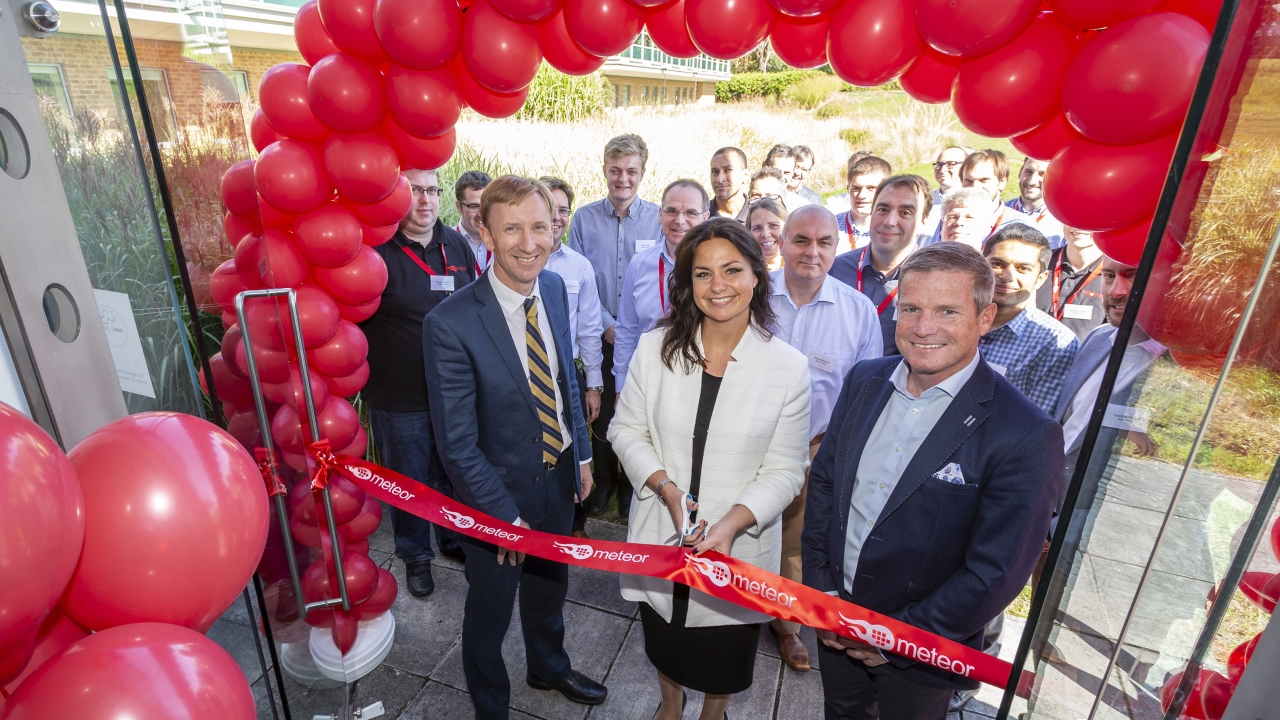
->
[524,298,564,464]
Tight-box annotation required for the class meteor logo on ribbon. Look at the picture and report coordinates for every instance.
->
[839,613,895,650]
[686,555,732,587]
[553,541,594,560]
[351,466,373,481]
[441,509,477,530]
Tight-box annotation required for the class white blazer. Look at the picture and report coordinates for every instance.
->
[608,325,811,627]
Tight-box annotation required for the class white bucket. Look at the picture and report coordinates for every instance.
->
[308,611,396,683]
[279,641,334,686]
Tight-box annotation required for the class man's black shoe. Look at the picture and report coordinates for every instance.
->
[526,670,607,705]
[950,688,978,713]
[405,560,434,597]
[439,543,466,562]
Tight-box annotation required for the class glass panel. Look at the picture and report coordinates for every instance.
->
[27,64,73,115]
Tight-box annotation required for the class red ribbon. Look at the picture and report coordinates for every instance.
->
[255,447,286,498]
[307,439,339,492]
[329,453,1022,689]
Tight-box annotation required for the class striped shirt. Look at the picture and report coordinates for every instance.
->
[567,197,663,328]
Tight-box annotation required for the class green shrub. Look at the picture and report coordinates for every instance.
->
[516,64,612,123]
[814,102,850,119]
[782,75,843,109]
[715,70,824,103]
[839,127,873,147]
[840,79,905,93]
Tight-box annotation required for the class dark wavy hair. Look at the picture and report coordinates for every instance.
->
[656,218,776,373]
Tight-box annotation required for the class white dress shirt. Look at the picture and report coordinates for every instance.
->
[544,242,606,387]
[768,271,882,439]
[458,224,492,272]
[487,271,572,455]
[613,241,676,391]
[1061,333,1165,450]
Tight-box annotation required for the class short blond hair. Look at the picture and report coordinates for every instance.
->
[603,134,649,170]
[480,175,555,230]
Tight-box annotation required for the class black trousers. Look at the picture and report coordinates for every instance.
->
[817,644,953,720]
[586,336,631,516]
[460,452,576,720]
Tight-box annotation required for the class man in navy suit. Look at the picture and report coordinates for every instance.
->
[423,175,606,719]
[802,242,1064,720]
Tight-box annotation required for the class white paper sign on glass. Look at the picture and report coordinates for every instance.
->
[93,289,156,399]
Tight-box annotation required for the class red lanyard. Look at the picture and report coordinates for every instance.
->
[1051,254,1103,319]
[987,206,1009,239]
[658,255,669,315]
[474,248,491,275]
[854,247,899,316]
[401,243,447,277]
[844,213,867,245]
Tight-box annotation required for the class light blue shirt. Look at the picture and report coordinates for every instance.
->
[768,271,882,439]
[834,210,870,256]
[544,242,605,388]
[612,241,675,391]
[843,352,982,592]
[567,196,663,328]
[980,306,1079,415]
[1005,198,1065,249]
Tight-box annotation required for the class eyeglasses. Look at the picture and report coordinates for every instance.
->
[661,208,706,221]
[411,185,444,197]
[458,201,480,211]
[554,207,572,218]
[749,194,784,205]
[933,161,962,170]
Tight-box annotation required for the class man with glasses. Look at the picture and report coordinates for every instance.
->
[364,167,477,598]
[613,180,710,393]
[454,170,493,272]
[791,145,822,205]
[924,146,968,236]
[541,176,605,538]
[835,155,892,254]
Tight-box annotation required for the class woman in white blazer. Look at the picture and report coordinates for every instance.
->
[608,213,811,720]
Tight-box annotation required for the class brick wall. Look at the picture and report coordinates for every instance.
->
[231,47,307,101]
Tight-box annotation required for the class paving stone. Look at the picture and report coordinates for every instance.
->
[432,597,630,720]
[587,620,663,720]
[272,664,425,720]
[585,518,629,543]
[398,680,540,720]
[371,502,396,555]
[371,549,393,570]
[567,564,637,618]
[381,561,468,678]
[208,617,271,686]
[776,657,824,720]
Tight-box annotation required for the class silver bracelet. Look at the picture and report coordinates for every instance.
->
[655,478,675,505]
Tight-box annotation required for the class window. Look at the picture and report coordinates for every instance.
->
[201,70,240,103]
[235,70,251,100]
[27,64,72,116]
[107,67,178,142]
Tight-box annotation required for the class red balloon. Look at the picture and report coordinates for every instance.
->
[292,474,366,528]
[258,229,312,289]
[386,65,462,138]
[308,53,387,133]
[317,0,388,63]
[301,552,377,607]
[337,297,382,323]
[451,57,531,118]
[1272,514,1280,562]
[339,425,369,457]
[384,119,456,171]
[645,0,699,58]
[374,0,462,70]
[308,320,368,377]
[326,361,371,397]
[210,259,249,314]
[353,568,397,620]
[61,414,268,632]
[540,10,606,75]
[262,369,329,409]
[224,409,262,449]
[323,131,401,204]
[953,15,1081,138]
[255,140,333,215]
[771,13,828,69]
[223,211,259,247]
[274,398,361,451]
[686,0,773,60]
[295,0,339,65]
[235,338,291,383]
[900,46,962,104]
[338,496,383,542]
[220,159,257,216]
[915,0,1039,58]
[462,0,543,93]
[348,174,412,226]
[1050,0,1162,30]
[766,0,837,18]
[273,404,308,455]
[564,0,645,57]
[0,404,83,682]
[249,110,282,154]
[1,623,255,719]
[1043,132,1176,232]
[1094,221,1152,266]
[234,232,264,286]
[332,608,359,654]
[362,222,399,246]
[492,0,561,22]
[1062,13,1209,146]
[827,0,921,86]
[1,611,87,696]
[1157,0,1223,32]
[220,325,246,377]
[1011,113,1082,161]
[287,285,343,347]
[258,63,329,145]
[202,353,255,406]
[258,194,297,228]
[1227,633,1260,684]
[313,246,389,305]
[294,203,365,268]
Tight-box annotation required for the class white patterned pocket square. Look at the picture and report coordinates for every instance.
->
[933,462,965,485]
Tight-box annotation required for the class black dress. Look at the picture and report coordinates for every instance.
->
[638,372,761,695]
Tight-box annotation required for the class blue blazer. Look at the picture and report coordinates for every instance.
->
[802,355,1064,690]
[422,270,592,525]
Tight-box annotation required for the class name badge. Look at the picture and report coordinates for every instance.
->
[989,363,1008,376]
[635,239,657,252]
[1102,404,1151,433]
[431,275,455,292]
[565,281,580,294]
[1063,303,1093,320]
[808,348,838,373]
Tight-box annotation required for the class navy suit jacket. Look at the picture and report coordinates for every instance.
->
[802,355,1064,690]
[422,269,592,526]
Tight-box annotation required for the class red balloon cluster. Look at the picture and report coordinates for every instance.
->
[0,407,263,718]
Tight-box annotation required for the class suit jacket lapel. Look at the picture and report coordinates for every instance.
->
[837,370,896,522]
[474,277,537,415]
[1055,327,1116,423]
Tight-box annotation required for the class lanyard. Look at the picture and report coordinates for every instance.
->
[987,206,1009,239]
[658,255,669,315]
[474,248,491,275]
[854,247,899,316]
[401,242,448,277]
[1051,254,1103,319]
[1016,200,1048,224]
[844,213,867,244]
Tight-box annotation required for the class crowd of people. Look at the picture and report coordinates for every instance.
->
[359,134,1166,720]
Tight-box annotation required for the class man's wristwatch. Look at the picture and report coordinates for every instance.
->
[587,386,604,393]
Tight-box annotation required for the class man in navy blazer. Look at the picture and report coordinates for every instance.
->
[423,176,606,719]
[802,242,1064,720]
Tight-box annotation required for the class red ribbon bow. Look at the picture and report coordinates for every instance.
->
[254,447,286,498]
[307,439,339,492]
